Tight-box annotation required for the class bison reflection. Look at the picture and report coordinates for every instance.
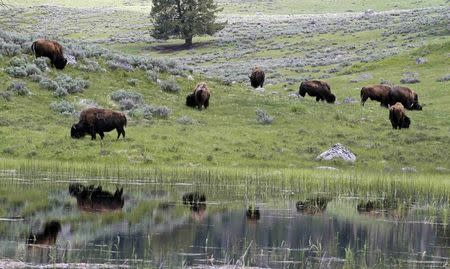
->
[69,183,124,212]
[296,197,331,215]
[246,206,260,221]
[27,221,61,246]
[357,198,410,220]
[182,192,206,220]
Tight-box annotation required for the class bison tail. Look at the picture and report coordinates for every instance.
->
[31,41,36,55]
[123,115,127,127]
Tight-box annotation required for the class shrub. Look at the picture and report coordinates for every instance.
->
[76,59,105,72]
[142,104,171,119]
[34,57,49,72]
[54,75,90,94]
[256,108,274,125]
[9,56,27,67]
[7,81,30,96]
[147,70,158,82]
[53,87,68,98]
[25,64,42,76]
[106,60,133,71]
[159,79,180,93]
[437,74,450,82]
[50,100,75,115]
[119,98,138,110]
[5,66,27,78]
[127,78,139,86]
[0,42,21,56]
[177,115,197,125]
[1,91,12,101]
[28,74,44,82]
[400,72,420,84]
[111,89,143,104]
[39,78,59,91]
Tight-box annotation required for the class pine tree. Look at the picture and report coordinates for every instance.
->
[150,0,226,47]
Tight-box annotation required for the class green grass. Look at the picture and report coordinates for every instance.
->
[0,41,449,174]
[219,0,448,14]
[6,0,448,14]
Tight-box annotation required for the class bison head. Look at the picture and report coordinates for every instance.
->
[410,102,422,110]
[71,123,86,139]
[326,93,336,104]
[54,57,68,70]
[298,86,306,97]
[186,93,197,107]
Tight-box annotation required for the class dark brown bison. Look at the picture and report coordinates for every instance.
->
[27,221,61,245]
[186,82,210,110]
[31,39,67,70]
[389,102,411,129]
[388,86,422,110]
[249,67,265,88]
[71,108,127,140]
[299,80,336,103]
[69,183,124,213]
[360,84,391,107]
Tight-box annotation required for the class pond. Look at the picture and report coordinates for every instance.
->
[0,171,448,268]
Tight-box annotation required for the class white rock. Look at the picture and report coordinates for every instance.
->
[316,143,356,163]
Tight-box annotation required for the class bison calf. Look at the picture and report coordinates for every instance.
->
[249,67,265,88]
[389,102,411,129]
[31,39,67,70]
[360,84,391,107]
[186,82,210,110]
[388,86,422,110]
[71,108,127,140]
[299,80,336,103]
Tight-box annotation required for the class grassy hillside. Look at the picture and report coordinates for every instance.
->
[0,33,449,173]
[7,0,448,14]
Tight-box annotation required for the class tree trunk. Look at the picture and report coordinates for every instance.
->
[185,37,193,47]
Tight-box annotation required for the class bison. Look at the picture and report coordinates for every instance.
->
[27,221,61,245]
[31,39,67,70]
[71,108,127,140]
[299,80,336,103]
[360,84,391,107]
[185,82,210,110]
[389,102,411,129]
[388,86,422,110]
[249,67,265,88]
[69,183,124,213]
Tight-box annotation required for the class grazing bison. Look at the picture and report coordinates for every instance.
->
[389,102,411,129]
[299,80,336,103]
[249,67,265,88]
[27,221,61,245]
[31,39,67,70]
[388,86,422,110]
[69,183,124,213]
[71,108,127,140]
[186,82,210,110]
[360,84,391,107]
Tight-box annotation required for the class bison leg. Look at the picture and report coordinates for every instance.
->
[204,99,209,109]
[99,132,105,140]
[316,96,321,102]
[117,127,125,139]
[90,127,96,140]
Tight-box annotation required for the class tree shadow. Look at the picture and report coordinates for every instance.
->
[146,41,214,53]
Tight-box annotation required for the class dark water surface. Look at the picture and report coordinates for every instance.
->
[0,176,448,268]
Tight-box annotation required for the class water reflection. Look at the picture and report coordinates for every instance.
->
[246,206,260,221]
[357,198,410,220]
[27,220,61,246]
[69,183,124,212]
[0,182,448,268]
[296,196,331,215]
[182,192,207,222]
